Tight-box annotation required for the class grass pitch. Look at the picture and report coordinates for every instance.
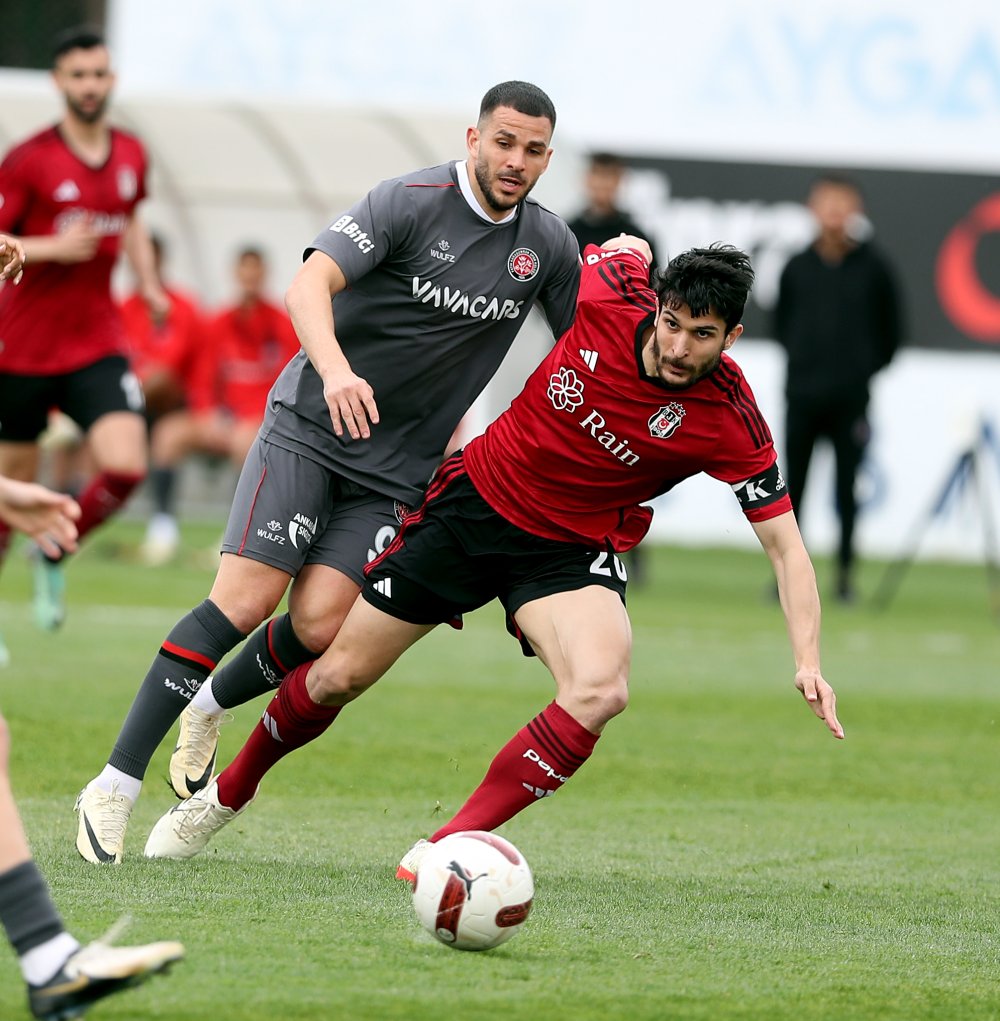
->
[1,520,998,1020]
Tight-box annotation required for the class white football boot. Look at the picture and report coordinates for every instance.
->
[169,705,224,799]
[75,783,133,865]
[144,780,254,860]
[395,838,432,884]
[28,919,184,1021]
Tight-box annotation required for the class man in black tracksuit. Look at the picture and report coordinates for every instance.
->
[775,173,903,603]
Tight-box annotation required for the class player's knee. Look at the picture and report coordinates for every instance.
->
[307,648,371,705]
[563,670,629,730]
[286,610,345,656]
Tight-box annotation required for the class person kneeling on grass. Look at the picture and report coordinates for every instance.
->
[143,236,844,869]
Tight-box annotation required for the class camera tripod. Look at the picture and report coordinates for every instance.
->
[872,418,1000,620]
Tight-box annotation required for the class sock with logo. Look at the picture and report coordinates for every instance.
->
[0,861,80,984]
[430,701,599,841]
[208,613,315,711]
[105,600,245,780]
[215,662,341,810]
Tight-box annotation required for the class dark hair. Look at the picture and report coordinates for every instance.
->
[654,244,755,333]
[809,171,863,200]
[236,245,265,263]
[52,25,106,64]
[479,81,556,131]
[588,152,625,171]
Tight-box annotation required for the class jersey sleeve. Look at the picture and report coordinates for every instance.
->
[0,149,32,232]
[578,242,654,309]
[536,224,582,339]
[705,381,792,522]
[305,176,413,284]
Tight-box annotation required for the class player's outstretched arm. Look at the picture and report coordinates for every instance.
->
[599,233,653,264]
[285,250,380,440]
[752,511,845,740]
[0,233,25,284]
[0,476,81,557]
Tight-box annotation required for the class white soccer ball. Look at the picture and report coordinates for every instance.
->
[411,831,534,951]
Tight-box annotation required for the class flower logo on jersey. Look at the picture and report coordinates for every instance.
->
[547,367,584,412]
[648,403,686,439]
[117,167,137,201]
[508,247,540,281]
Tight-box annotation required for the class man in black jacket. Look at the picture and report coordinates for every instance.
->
[775,173,903,603]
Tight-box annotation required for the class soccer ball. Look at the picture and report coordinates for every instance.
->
[411,831,534,951]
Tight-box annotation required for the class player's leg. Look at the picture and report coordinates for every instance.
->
[177,488,408,794]
[0,372,55,658]
[74,437,328,863]
[144,461,478,860]
[34,359,147,631]
[427,582,631,844]
[0,713,183,1018]
[141,408,197,566]
[143,600,434,860]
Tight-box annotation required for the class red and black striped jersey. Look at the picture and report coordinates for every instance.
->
[464,243,791,551]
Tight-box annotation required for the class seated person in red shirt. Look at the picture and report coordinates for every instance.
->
[141,246,299,564]
[121,234,207,420]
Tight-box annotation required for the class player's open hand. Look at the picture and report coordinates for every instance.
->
[0,233,25,284]
[322,367,380,440]
[794,667,844,739]
[0,477,81,557]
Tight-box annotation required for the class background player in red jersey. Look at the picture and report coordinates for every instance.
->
[0,26,165,633]
[143,236,843,865]
[139,246,298,565]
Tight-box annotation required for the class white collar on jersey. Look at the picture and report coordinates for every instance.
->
[456,160,519,225]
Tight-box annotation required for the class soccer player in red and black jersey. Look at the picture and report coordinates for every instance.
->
[144,236,844,864]
[0,26,165,633]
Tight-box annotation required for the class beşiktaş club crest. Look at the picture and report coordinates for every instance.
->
[507,247,540,281]
[648,402,686,439]
[117,167,138,201]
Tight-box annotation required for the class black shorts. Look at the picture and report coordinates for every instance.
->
[0,356,145,441]
[363,452,628,653]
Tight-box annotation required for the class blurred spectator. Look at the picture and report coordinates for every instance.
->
[566,152,658,268]
[567,152,658,587]
[121,233,207,420]
[141,247,299,565]
[775,173,903,603]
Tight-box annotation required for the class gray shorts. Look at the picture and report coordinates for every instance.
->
[221,436,410,585]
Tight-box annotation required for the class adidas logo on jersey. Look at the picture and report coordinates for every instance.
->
[54,179,81,202]
[373,578,393,598]
[579,349,598,371]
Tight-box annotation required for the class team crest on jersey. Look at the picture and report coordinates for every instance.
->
[507,247,539,281]
[117,167,138,201]
[648,403,686,439]
[393,501,411,524]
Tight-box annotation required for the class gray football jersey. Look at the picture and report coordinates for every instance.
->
[262,161,581,505]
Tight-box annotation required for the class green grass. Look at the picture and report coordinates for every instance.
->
[1,521,998,1020]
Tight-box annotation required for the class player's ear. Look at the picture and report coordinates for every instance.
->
[466,126,480,159]
[723,324,743,349]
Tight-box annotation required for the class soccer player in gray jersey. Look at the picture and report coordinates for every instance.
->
[75,81,581,864]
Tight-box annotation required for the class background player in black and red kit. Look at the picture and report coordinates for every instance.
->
[75,81,580,864]
[0,26,165,635]
[143,236,844,866]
